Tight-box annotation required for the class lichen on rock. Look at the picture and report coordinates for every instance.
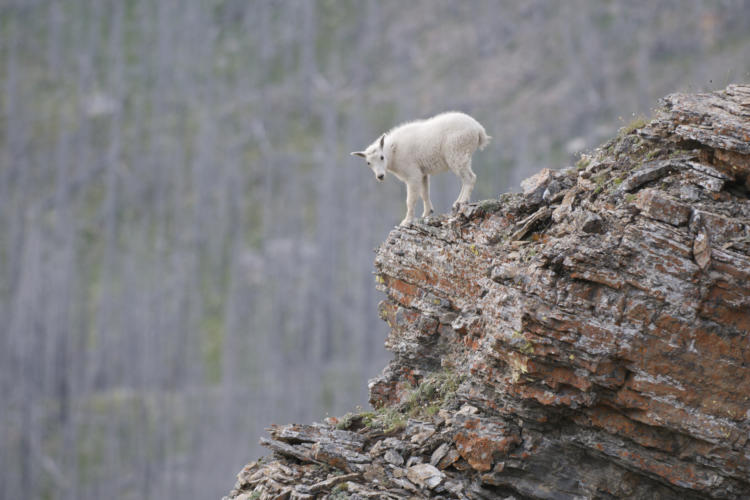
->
[224,84,750,500]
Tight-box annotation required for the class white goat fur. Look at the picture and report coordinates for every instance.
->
[351,112,491,226]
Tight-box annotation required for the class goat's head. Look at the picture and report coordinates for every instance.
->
[351,134,388,182]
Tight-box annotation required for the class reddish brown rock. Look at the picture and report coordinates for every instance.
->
[225,85,750,500]
[454,423,520,472]
[635,188,692,226]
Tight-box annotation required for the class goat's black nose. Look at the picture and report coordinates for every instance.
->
[377,174,384,180]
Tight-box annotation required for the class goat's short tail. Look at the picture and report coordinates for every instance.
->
[478,130,492,151]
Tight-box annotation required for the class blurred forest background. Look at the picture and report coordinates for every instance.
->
[2,1,750,499]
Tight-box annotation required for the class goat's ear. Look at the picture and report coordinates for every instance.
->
[350,151,366,158]
[379,134,386,149]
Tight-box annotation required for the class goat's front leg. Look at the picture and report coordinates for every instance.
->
[400,181,419,226]
[421,174,434,217]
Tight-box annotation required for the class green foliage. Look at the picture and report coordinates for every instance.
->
[576,156,591,171]
[400,369,466,421]
[424,404,440,417]
[620,115,648,136]
[593,171,609,187]
[330,481,350,499]
[357,411,378,428]
[379,407,408,433]
[518,339,535,355]
[337,369,464,434]
[335,411,358,430]
[408,369,464,409]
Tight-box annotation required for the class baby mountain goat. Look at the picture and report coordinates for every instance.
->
[351,112,491,226]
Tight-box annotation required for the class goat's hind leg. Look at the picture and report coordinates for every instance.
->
[452,161,477,211]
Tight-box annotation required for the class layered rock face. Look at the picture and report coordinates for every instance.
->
[224,85,750,499]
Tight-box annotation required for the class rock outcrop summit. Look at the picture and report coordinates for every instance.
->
[224,85,750,499]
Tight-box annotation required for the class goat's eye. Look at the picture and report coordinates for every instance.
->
[380,155,384,160]
[367,161,371,165]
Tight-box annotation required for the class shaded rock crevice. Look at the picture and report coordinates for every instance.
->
[224,85,750,499]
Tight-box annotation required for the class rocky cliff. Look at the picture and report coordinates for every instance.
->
[224,85,750,500]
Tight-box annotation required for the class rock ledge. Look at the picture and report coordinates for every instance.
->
[225,85,750,499]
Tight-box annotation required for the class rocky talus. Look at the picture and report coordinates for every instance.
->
[224,84,750,499]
